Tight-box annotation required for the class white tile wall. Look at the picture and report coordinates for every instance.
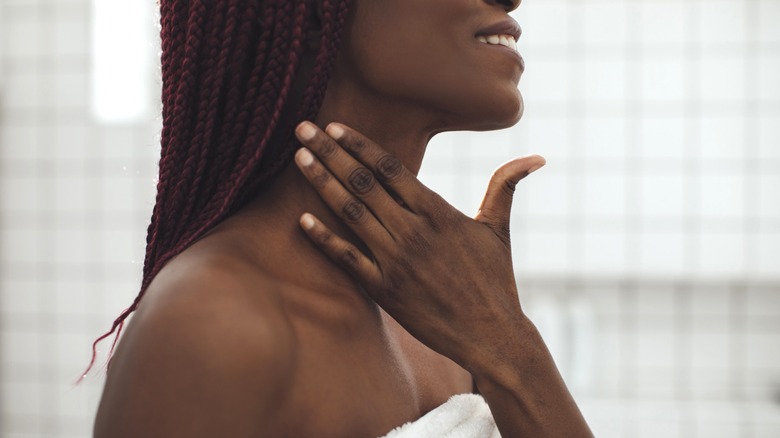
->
[0,0,778,437]
[1,1,156,436]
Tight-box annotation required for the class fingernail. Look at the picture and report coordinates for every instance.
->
[301,213,315,230]
[527,162,545,174]
[297,122,317,141]
[326,124,345,140]
[296,147,314,166]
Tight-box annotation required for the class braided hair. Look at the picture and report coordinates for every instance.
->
[82,0,352,379]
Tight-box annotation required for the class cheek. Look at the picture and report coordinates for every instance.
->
[347,0,470,99]
[358,40,523,127]
[345,3,523,127]
[346,7,436,92]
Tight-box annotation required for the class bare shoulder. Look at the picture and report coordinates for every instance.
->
[94,245,298,438]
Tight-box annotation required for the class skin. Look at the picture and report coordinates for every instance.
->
[94,0,593,437]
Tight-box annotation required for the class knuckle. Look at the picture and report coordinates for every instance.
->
[340,246,360,267]
[376,155,403,181]
[348,167,376,195]
[311,166,332,188]
[421,203,449,231]
[316,229,333,245]
[346,135,368,152]
[341,198,367,223]
[501,179,517,197]
[401,229,432,254]
[319,137,338,157]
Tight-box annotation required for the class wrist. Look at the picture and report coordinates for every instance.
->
[464,312,546,389]
[462,311,594,437]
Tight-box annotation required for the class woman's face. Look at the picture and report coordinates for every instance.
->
[337,0,524,132]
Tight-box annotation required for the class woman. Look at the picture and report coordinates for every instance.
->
[92,0,592,436]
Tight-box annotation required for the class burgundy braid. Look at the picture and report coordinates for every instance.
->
[81,0,353,380]
[254,0,350,187]
[197,0,272,209]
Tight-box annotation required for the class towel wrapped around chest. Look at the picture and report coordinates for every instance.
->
[379,394,501,438]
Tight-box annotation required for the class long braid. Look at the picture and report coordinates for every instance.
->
[183,0,298,240]
[156,0,209,246]
[176,0,229,226]
[223,0,307,204]
[253,0,350,187]
[198,0,269,206]
[145,0,188,273]
[158,0,186,157]
[81,0,354,380]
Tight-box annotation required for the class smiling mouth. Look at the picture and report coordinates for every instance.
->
[476,34,518,52]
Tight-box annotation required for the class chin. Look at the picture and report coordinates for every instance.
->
[468,91,524,131]
[504,94,525,126]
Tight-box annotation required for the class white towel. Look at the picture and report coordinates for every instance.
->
[379,394,501,438]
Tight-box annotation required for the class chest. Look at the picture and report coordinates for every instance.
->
[275,310,473,437]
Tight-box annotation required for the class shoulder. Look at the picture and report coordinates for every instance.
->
[132,245,297,375]
[94,246,298,437]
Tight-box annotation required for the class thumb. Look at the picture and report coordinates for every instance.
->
[475,154,546,244]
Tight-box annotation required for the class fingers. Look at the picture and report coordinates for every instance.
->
[294,147,393,248]
[299,213,382,287]
[475,155,546,244]
[295,122,410,227]
[323,122,433,213]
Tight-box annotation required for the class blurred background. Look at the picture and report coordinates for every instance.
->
[0,0,778,436]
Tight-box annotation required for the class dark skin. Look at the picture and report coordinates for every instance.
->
[94,0,592,436]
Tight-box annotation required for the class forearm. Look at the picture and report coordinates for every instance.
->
[468,315,593,438]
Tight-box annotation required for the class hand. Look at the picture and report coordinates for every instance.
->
[292,121,545,370]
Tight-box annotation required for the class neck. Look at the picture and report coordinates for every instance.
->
[315,75,444,174]
[232,78,443,294]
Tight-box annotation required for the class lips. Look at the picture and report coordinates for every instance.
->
[475,18,522,42]
[474,19,524,71]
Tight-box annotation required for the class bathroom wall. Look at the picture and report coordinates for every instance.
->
[0,0,778,437]
[0,0,159,436]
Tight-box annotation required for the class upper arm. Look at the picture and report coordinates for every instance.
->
[94,263,296,438]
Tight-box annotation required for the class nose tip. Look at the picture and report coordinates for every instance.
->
[484,0,521,13]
